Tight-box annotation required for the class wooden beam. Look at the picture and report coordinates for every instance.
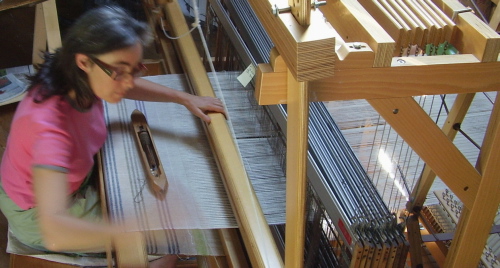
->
[218,229,250,268]
[32,3,47,65]
[196,256,228,267]
[335,42,376,68]
[285,69,309,268]
[408,93,475,211]
[419,213,447,267]
[247,0,336,81]
[444,92,500,267]
[162,2,283,267]
[313,59,500,101]
[367,97,480,210]
[32,0,62,64]
[255,63,287,105]
[97,153,114,268]
[114,232,148,268]
[406,214,423,267]
[289,0,311,26]
[32,0,61,65]
[0,0,44,11]
[452,12,500,62]
[9,254,83,268]
[320,0,395,67]
[255,55,500,104]
[100,152,148,268]
[255,48,288,105]
[41,0,60,52]
[432,0,500,62]
[358,0,408,57]
[489,5,500,31]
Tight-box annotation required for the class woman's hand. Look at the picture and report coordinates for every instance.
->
[129,79,227,123]
[181,94,226,123]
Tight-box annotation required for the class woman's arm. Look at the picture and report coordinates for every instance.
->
[33,166,123,252]
[125,78,226,123]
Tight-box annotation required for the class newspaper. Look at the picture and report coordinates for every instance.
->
[0,65,33,106]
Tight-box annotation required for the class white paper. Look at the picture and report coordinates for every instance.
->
[236,64,255,87]
[0,74,27,105]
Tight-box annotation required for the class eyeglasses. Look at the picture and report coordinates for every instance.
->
[88,56,147,81]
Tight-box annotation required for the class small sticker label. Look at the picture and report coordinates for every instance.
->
[237,64,256,87]
[338,218,352,245]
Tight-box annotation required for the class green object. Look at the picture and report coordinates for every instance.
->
[425,43,435,56]
[445,43,459,55]
[436,42,446,55]
[425,41,459,56]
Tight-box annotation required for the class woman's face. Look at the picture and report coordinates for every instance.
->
[84,42,144,103]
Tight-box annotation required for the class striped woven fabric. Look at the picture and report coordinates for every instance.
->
[101,73,286,255]
[102,75,235,255]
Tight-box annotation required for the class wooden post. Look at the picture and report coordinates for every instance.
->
[285,69,309,268]
[368,97,481,210]
[41,0,60,52]
[444,93,500,267]
[32,0,61,65]
[289,0,311,26]
[408,93,475,211]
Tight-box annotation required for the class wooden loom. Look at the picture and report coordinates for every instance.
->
[248,0,500,267]
[119,0,500,267]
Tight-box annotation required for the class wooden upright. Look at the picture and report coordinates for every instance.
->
[247,0,338,266]
[32,0,61,64]
[0,0,61,64]
[162,1,284,267]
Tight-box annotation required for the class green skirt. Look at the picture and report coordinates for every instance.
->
[0,179,102,254]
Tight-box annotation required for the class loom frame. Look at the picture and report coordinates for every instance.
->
[249,0,500,267]
[118,0,500,266]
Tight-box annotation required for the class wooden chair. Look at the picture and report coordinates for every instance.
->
[0,0,62,64]
[489,0,500,32]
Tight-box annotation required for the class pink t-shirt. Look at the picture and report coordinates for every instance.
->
[0,89,107,210]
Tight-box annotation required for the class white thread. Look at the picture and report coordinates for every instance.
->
[189,3,272,267]
[133,177,147,203]
[160,0,239,155]
[162,2,273,266]
[160,16,197,40]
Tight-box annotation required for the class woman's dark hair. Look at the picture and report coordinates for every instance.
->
[28,5,152,109]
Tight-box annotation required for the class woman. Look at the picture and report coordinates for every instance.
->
[0,5,224,267]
